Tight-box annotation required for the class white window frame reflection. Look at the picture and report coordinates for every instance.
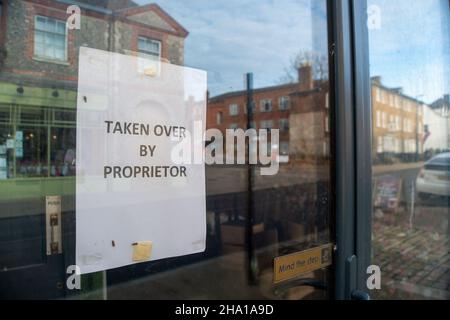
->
[216,111,223,125]
[279,118,289,131]
[34,15,67,62]
[260,120,273,130]
[138,36,161,60]
[279,96,290,111]
[260,99,273,112]
[229,104,239,116]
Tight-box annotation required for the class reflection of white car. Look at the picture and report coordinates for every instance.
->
[416,153,450,198]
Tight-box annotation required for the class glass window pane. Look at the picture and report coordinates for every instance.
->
[50,127,75,177]
[34,16,66,61]
[369,0,450,300]
[34,42,45,57]
[56,21,66,35]
[15,127,48,178]
[138,37,160,56]
[45,18,55,32]
[54,109,76,123]
[0,105,10,123]
[34,30,44,44]
[0,0,332,300]
[54,47,64,60]
[19,108,46,125]
[35,16,46,30]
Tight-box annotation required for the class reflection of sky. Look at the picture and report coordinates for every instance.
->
[368,0,450,103]
[136,0,328,96]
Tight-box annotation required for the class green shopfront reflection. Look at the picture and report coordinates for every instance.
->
[0,92,77,200]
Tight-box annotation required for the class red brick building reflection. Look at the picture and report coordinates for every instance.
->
[207,64,330,161]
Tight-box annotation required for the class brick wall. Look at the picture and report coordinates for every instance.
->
[206,70,330,159]
[1,0,186,85]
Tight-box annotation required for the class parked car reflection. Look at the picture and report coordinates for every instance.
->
[416,152,450,200]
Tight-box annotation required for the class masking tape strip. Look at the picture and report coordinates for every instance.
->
[132,241,153,262]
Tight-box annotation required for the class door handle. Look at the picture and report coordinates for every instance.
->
[351,290,370,300]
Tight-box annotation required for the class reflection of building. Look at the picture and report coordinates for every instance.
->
[207,73,441,165]
[0,1,187,190]
[424,94,450,154]
[371,77,425,162]
[206,65,330,160]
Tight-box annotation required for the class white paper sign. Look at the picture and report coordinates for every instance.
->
[76,47,207,274]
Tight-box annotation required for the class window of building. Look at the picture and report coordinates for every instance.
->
[403,139,416,153]
[34,16,67,61]
[377,136,383,153]
[389,94,394,107]
[382,112,387,128]
[279,96,290,111]
[383,136,395,152]
[375,87,381,102]
[260,99,272,112]
[280,141,289,155]
[380,90,386,104]
[404,101,412,112]
[138,37,161,60]
[388,114,395,131]
[279,118,289,131]
[376,110,381,128]
[395,115,401,131]
[229,123,239,130]
[229,104,239,116]
[216,112,223,125]
[0,106,76,179]
[396,138,401,153]
[395,96,401,109]
[260,120,273,130]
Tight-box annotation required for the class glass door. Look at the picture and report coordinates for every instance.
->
[0,0,335,299]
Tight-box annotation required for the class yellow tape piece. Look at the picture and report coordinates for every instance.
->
[132,241,153,262]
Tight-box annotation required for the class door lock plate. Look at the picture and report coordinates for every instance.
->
[46,196,62,255]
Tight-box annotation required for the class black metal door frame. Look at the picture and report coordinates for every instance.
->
[330,0,373,300]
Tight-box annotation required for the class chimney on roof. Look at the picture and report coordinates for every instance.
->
[298,63,313,91]
[392,87,403,94]
[371,76,382,85]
